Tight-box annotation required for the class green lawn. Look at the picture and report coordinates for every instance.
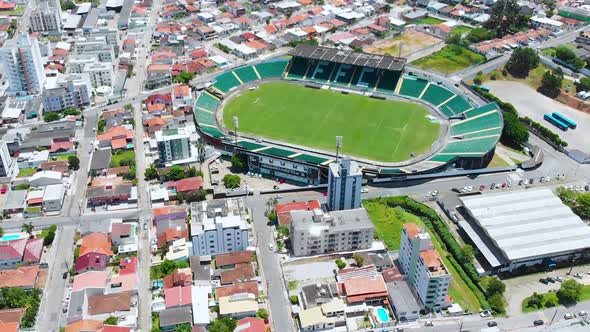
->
[110,150,136,167]
[411,44,486,75]
[364,199,481,312]
[223,82,440,162]
[451,25,473,37]
[18,168,36,177]
[53,153,76,161]
[487,154,511,168]
[412,17,445,25]
[0,5,24,16]
[522,285,590,313]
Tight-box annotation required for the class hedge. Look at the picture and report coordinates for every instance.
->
[379,196,490,309]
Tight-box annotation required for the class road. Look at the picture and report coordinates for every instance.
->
[36,226,75,331]
[248,196,296,332]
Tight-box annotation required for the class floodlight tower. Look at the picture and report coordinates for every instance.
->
[335,136,342,162]
[232,116,239,151]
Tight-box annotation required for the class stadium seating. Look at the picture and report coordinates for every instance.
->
[398,77,428,99]
[332,64,356,86]
[357,67,379,89]
[199,126,225,139]
[212,71,242,93]
[376,70,402,94]
[255,59,289,79]
[195,92,219,112]
[234,66,259,83]
[421,84,455,107]
[461,127,503,139]
[451,104,502,136]
[439,95,472,117]
[311,61,336,83]
[438,135,500,154]
[287,57,311,79]
[195,109,216,126]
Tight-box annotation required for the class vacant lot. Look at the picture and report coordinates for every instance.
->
[364,198,481,312]
[110,150,136,167]
[411,44,486,74]
[364,30,443,58]
[487,81,590,154]
[411,17,446,25]
[223,82,440,163]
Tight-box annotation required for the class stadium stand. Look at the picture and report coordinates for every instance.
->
[212,71,242,93]
[195,92,219,111]
[286,57,310,79]
[234,66,259,83]
[451,106,502,136]
[421,84,455,107]
[255,59,289,79]
[440,95,472,116]
[398,77,428,99]
[437,135,500,154]
[332,64,356,86]
[376,70,401,94]
[311,61,337,83]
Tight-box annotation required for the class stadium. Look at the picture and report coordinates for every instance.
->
[193,45,503,185]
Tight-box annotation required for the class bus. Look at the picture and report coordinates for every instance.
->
[470,84,490,92]
[552,112,577,129]
[544,114,568,131]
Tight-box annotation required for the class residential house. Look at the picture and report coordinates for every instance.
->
[164,285,192,308]
[97,126,133,150]
[235,317,267,332]
[274,200,321,226]
[75,233,113,273]
[0,238,43,269]
[165,238,190,261]
[218,293,258,319]
[163,268,192,289]
[159,306,191,331]
[215,281,259,300]
[87,183,133,205]
[172,85,192,110]
[337,274,388,305]
[219,262,255,285]
[0,265,40,289]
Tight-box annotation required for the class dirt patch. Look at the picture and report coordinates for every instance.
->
[364,30,443,57]
[558,90,590,114]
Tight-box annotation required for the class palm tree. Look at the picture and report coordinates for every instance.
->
[21,222,34,238]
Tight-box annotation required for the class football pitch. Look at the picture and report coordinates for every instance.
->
[223,82,440,162]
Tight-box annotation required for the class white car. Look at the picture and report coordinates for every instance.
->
[432,190,438,196]
[578,310,588,317]
[424,320,433,327]
[564,313,574,320]
[479,310,493,318]
[268,244,274,251]
[467,186,473,192]
[361,188,369,193]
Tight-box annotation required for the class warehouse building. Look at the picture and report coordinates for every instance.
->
[458,189,590,274]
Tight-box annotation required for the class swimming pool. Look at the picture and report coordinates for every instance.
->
[0,234,24,241]
[376,307,390,323]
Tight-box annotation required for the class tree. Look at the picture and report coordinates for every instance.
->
[555,46,586,69]
[173,72,195,84]
[43,225,57,246]
[61,0,76,10]
[68,155,80,170]
[488,293,506,314]
[484,0,526,37]
[473,75,483,85]
[187,167,197,177]
[0,227,3,238]
[505,48,539,78]
[144,164,158,180]
[22,223,34,238]
[461,244,475,263]
[44,112,61,123]
[209,317,236,332]
[352,253,365,267]
[383,4,391,12]
[501,111,529,148]
[335,259,346,270]
[290,295,299,304]
[557,279,583,305]
[527,292,544,309]
[482,276,506,297]
[124,104,134,111]
[267,210,277,222]
[103,316,118,325]
[574,193,590,219]
[165,165,186,181]
[558,187,579,207]
[256,308,269,319]
[175,323,192,332]
[222,174,241,189]
[579,77,590,91]
[540,69,563,98]
[63,108,81,116]
[465,27,496,44]
[277,226,290,238]
[230,153,246,172]
[97,119,106,133]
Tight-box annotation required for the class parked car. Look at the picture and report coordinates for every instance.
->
[578,310,588,317]
[574,273,583,279]
[424,320,433,327]
[361,188,369,193]
[564,313,574,320]
[0,186,6,194]
[480,310,493,318]
[539,278,549,285]
[534,320,544,326]
[268,243,274,251]
[487,321,498,327]
[547,277,556,283]
[479,185,486,191]
[555,276,563,282]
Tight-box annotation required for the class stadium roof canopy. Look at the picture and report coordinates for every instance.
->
[460,189,590,264]
[289,44,406,71]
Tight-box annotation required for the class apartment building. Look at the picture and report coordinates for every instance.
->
[42,73,92,112]
[399,223,451,311]
[0,33,46,96]
[0,141,15,178]
[327,158,362,211]
[155,128,192,165]
[29,1,61,33]
[75,37,116,62]
[290,208,374,257]
[190,199,250,256]
[83,62,114,88]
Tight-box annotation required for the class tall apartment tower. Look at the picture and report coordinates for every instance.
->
[399,223,451,311]
[327,158,362,211]
[0,142,15,178]
[30,1,61,33]
[0,33,46,96]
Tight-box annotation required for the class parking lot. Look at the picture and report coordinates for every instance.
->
[487,81,590,155]
[503,263,590,316]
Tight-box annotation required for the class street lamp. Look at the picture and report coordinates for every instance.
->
[232,116,239,151]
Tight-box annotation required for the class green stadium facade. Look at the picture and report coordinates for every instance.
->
[192,45,502,184]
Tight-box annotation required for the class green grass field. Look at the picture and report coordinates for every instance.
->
[364,198,481,312]
[451,25,473,37]
[110,150,136,167]
[411,44,486,74]
[411,17,445,25]
[223,82,440,162]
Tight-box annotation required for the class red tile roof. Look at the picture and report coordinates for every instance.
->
[157,228,188,248]
[0,323,19,332]
[102,326,131,332]
[173,85,191,98]
[72,271,107,292]
[220,263,255,284]
[174,177,203,192]
[403,223,421,239]
[275,200,321,225]
[236,317,266,332]
[112,223,132,238]
[80,233,113,257]
[339,275,388,303]
[119,257,137,275]
[215,250,252,267]
[0,239,27,261]
[65,319,103,332]
[49,141,74,153]
[111,138,129,150]
[163,268,192,289]
[0,308,25,325]
[146,117,168,128]
[23,238,43,263]
[164,285,192,308]
[0,266,39,288]
[215,281,258,299]
[381,267,403,283]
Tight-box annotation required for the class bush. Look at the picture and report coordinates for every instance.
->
[15,184,30,190]
[68,155,80,170]
[473,75,483,85]
[557,279,583,305]
[521,116,568,147]
[230,153,246,172]
[44,112,61,123]
[490,72,498,80]
[335,259,346,270]
[290,295,299,304]
[222,174,241,189]
[256,309,269,319]
[488,293,506,314]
